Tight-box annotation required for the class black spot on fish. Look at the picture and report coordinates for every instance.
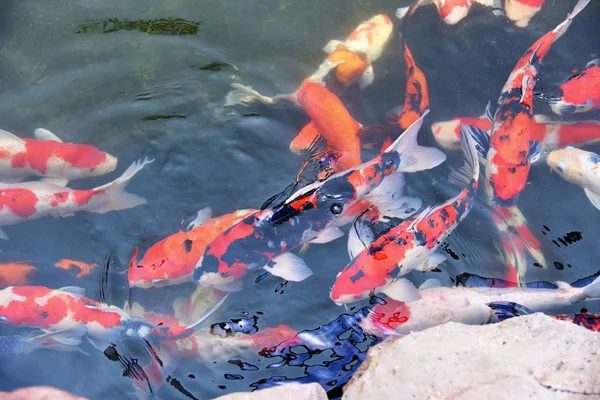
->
[243,113,261,117]
[224,374,244,380]
[499,134,510,142]
[441,242,459,260]
[218,385,227,390]
[188,374,195,379]
[553,231,583,248]
[228,359,259,371]
[533,262,544,268]
[508,167,516,174]
[350,270,365,283]
[183,239,193,253]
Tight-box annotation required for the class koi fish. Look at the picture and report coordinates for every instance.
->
[397,0,475,25]
[194,112,446,291]
[0,329,84,356]
[434,113,600,155]
[0,128,117,185]
[0,158,152,239]
[319,14,394,89]
[129,208,258,289]
[504,0,544,27]
[54,259,99,278]
[547,146,600,210]
[466,0,590,207]
[388,41,430,131]
[330,129,478,305]
[362,274,600,336]
[553,309,600,332]
[0,262,36,287]
[290,82,362,171]
[549,58,600,115]
[0,285,160,349]
[225,15,393,106]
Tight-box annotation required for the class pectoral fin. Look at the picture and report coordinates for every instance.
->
[263,253,313,282]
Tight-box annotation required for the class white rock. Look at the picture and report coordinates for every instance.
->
[213,382,328,400]
[343,314,600,399]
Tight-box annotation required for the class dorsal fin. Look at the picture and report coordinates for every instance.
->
[58,286,86,298]
[34,128,63,142]
[0,129,25,144]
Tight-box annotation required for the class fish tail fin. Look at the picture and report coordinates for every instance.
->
[92,158,153,214]
[449,126,480,187]
[386,110,447,173]
[30,328,86,354]
[224,83,276,106]
[583,275,600,299]
[553,0,590,40]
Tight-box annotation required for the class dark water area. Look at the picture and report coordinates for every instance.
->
[0,0,599,399]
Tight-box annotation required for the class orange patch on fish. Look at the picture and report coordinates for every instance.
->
[54,259,99,278]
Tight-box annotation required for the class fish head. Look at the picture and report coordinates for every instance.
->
[546,146,590,187]
[345,14,393,63]
[67,145,118,178]
[434,0,474,25]
[129,232,197,289]
[431,120,462,150]
[505,0,543,27]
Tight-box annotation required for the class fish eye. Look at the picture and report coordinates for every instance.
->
[330,203,343,215]
[556,164,565,173]
[385,158,394,166]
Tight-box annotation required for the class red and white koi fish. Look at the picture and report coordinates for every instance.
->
[553,309,600,332]
[433,113,600,158]
[397,0,475,25]
[547,146,600,211]
[388,41,430,131]
[0,329,84,356]
[0,286,157,348]
[0,158,152,239]
[362,274,600,336]
[466,0,590,207]
[290,82,363,171]
[330,130,478,305]
[194,112,445,291]
[0,128,117,185]
[504,0,544,27]
[549,58,600,115]
[129,208,258,289]
[225,15,393,106]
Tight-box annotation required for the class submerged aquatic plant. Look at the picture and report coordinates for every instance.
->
[75,18,200,36]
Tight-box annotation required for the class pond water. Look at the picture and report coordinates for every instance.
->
[0,0,599,399]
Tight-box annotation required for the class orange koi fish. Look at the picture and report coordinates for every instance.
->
[129,207,258,289]
[549,58,600,115]
[331,131,478,305]
[55,259,99,278]
[0,262,36,287]
[290,82,362,171]
[0,128,117,185]
[466,0,590,207]
[0,158,152,240]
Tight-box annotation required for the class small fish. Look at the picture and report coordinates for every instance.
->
[129,208,258,289]
[195,112,445,291]
[388,41,430,131]
[225,15,393,106]
[331,129,478,305]
[362,274,600,336]
[466,0,591,207]
[0,128,117,185]
[0,262,36,287]
[504,0,544,27]
[433,113,600,157]
[549,58,600,116]
[54,259,99,278]
[0,158,152,240]
[0,329,85,356]
[547,146,600,211]
[290,82,363,171]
